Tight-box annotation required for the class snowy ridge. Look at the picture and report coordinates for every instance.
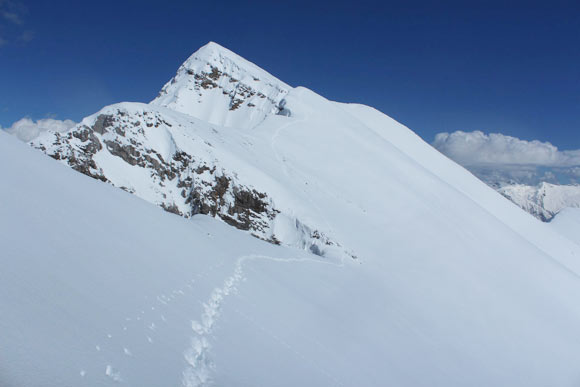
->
[152,42,290,129]
[499,182,580,221]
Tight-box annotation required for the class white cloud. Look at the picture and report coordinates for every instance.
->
[3,117,76,142]
[567,167,580,178]
[433,131,580,167]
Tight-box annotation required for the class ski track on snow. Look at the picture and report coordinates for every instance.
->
[181,253,341,387]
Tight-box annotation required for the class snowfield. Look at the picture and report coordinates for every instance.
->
[550,207,580,245]
[3,42,580,386]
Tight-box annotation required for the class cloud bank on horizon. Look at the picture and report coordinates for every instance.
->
[3,115,579,186]
[433,131,580,185]
[2,117,76,142]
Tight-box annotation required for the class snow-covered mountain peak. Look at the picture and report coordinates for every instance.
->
[186,41,289,87]
[152,42,291,129]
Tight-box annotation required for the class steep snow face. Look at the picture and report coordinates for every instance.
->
[152,42,290,129]
[334,101,580,272]
[499,182,580,221]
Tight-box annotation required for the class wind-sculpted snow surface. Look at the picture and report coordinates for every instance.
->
[6,42,580,386]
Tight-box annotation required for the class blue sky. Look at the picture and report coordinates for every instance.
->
[1,0,579,149]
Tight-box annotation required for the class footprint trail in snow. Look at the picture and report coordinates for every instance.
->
[181,253,339,387]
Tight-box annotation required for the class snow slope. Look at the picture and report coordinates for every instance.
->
[5,42,580,386]
[550,207,580,245]
[0,131,335,386]
[6,117,580,386]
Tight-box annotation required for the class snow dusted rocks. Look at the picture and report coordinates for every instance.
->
[32,103,279,241]
[31,79,343,256]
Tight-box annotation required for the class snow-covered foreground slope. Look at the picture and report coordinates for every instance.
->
[5,117,580,386]
[550,207,580,245]
[0,131,341,386]
[6,42,580,386]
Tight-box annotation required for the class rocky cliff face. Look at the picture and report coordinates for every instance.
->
[32,103,282,242]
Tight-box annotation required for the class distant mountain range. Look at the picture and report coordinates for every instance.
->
[498,182,580,221]
[448,164,580,221]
